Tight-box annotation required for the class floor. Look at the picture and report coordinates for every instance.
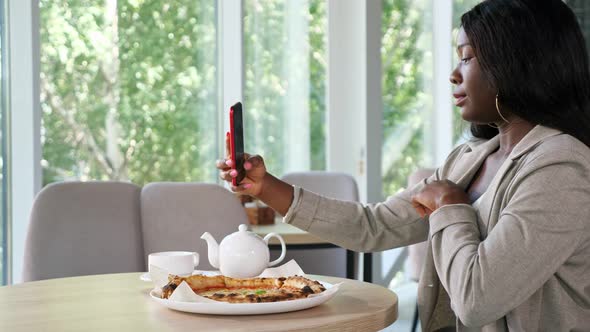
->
[380,281,421,332]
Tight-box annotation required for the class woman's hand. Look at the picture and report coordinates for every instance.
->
[411,180,469,218]
[216,133,268,197]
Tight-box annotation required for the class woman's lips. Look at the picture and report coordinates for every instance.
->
[454,95,467,106]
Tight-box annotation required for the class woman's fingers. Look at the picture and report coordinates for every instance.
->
[231,184,252,192]
[219,170,234,182]
[216,159,231,170]
[416,207,426,218]
[231,182,253,193]
[411,199,425,217]
[411,196,434,218]
[244,154,264,170]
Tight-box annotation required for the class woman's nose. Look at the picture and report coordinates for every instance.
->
[449,67,461,85]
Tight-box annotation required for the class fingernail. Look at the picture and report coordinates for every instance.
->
[244,162,252,170]
[243,184,252,189]
[230,170,238,177]
[226,160,233,167]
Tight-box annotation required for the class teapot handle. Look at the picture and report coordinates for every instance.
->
[263,232,286,267]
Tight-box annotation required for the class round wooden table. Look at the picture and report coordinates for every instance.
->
[0,273,398,332]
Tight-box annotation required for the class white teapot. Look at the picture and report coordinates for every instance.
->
[200,224,286,278]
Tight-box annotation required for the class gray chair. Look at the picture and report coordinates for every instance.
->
[277,171,359,278]
[281,171,359,201]
[140,182,248,271]
[22,181,144,282]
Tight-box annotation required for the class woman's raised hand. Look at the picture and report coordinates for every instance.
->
[216,133,267,197]
[411,180,469,217]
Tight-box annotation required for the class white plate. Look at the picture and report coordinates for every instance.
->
[140,270,219,282]
[149,281,337,315]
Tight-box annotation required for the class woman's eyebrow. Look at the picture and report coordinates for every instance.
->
[456,43,471,51]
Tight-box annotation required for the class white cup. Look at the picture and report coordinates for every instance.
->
[148,251,199,276]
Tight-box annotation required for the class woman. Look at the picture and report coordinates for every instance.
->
[217,0,590,330]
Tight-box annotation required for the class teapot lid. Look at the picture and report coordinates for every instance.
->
[225,224,260,242]
[222,224,265,248]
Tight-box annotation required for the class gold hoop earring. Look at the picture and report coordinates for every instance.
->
[495,94,510,123]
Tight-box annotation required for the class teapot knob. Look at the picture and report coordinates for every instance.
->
[238,224,248,232]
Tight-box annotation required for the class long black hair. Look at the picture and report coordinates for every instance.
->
[461,0,590,147]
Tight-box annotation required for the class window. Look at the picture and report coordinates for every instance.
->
[243,0,327,176]
[13,1,460,284]
[381,0,433,196]
[0,0,5,285]
[452,0,482,142]
[40,0,219,186]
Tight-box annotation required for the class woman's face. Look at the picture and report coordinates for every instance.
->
[450,28,498,124]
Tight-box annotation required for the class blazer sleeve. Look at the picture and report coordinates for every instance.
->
[282,144,469,252]
[428,151,590,327]
[283,179,430,252]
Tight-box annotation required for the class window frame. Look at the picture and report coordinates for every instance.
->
[0,0,9,285]
[7,0,42,284]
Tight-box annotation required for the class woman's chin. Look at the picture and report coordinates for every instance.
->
[458,108,487,124]
[458,108,475,122]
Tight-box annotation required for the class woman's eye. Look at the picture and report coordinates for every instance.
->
[461,57,473,64]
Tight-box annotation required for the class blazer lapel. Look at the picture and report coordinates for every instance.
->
[447,136,500,189]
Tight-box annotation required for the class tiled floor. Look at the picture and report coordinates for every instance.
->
[380,281,420,332]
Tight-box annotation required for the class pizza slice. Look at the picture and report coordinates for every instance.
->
[161,274,326,303]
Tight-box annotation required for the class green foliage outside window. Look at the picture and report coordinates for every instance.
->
[40,0,218,186]
[41,0,326,186]
[243,0,326,176]
[381,0,430,197]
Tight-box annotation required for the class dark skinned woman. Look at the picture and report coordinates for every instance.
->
[216,0,590,330]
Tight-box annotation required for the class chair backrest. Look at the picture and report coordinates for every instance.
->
[405,168,436,282]
[140,182,248,271]
[279,171,359,278]
[281,171,359,201]
[22,181,144,282]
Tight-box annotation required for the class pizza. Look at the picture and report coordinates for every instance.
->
[161,274,326,303]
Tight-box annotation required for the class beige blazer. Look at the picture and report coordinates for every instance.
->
[283,125,590,331]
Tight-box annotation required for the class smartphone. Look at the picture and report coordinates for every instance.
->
[229,102,245,186]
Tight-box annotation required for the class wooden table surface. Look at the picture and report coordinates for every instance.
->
[251,222,327,245]
[0,273,398,332]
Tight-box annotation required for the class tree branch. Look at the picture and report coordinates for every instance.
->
[40,77,115,177]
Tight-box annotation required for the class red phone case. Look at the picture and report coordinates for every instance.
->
[229,107,238,186]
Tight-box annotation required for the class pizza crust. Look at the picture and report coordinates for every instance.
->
[161,274,326,303]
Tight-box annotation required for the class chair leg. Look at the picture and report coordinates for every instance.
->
[411,302,419,332]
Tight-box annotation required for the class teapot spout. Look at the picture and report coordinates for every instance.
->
[200,232,220,269]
